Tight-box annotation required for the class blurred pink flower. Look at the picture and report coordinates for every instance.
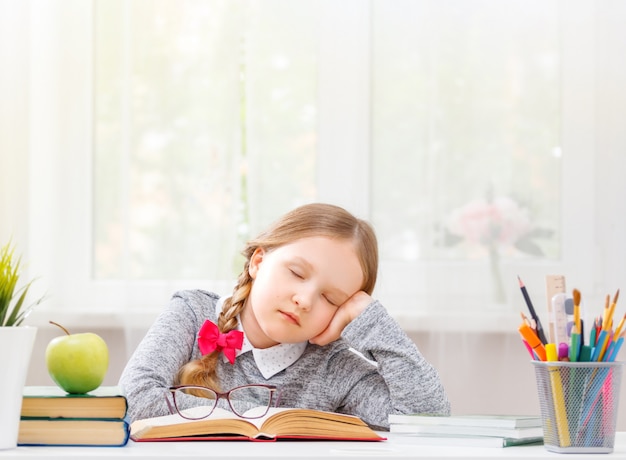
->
[442,192,552,304]
[445,195,533,251]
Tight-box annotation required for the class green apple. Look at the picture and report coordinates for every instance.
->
[45,321,109,394]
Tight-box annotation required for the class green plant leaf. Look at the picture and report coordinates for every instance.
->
[5,282,31,326]
[0,241,44,327]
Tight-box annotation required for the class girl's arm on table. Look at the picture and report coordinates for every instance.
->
[118,291,213,422]
[338,300,451,429]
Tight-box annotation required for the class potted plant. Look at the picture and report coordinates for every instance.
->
[0,241,43,450]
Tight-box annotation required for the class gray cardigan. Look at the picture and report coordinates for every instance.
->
[118,289,450,430]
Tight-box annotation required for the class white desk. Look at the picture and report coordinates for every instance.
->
[2,433,626,459]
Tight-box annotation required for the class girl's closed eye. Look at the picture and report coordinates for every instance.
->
[289,268,304,279]
[323,294,339,306]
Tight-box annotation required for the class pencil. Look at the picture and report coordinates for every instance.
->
[613,313,626,341]
[602,294,610,329]
[518,276,548,345]
[604,289,620,332]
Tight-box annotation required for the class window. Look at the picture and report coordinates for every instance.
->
[370,0,563,318]
[3,0,623,330]
[94,0,321,282]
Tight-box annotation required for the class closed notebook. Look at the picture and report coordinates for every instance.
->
[388,414,542,429]
[21,385,128,419]
[390,423,543,439]
[131,406,385,442]
[394,433,543,448]
[18,418,130,446]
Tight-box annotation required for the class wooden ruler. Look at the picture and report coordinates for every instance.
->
[546,275,567,344]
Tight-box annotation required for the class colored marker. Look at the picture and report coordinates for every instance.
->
[569,332,580,362]
[519,323,546,361]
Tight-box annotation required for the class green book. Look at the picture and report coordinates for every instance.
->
[19,418,130,447]
[21,385,127,420]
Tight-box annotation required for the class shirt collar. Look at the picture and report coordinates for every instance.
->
[215,297,307,379]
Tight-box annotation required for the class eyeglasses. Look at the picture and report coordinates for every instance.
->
[168,384,280,420]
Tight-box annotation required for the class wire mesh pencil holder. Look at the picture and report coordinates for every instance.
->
[532,361,624,453]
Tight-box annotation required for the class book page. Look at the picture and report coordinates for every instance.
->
[130,405,380,441]
[241,406,304,425]
[255,408,375,438]
[131,406,289,437]
[245,406,366,423]
[131,407,260,440]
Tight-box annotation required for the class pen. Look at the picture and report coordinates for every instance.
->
[518,276,548,345]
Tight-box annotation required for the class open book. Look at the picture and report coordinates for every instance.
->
[130,406,385,442]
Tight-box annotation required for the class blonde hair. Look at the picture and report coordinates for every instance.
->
[175,203,378,389]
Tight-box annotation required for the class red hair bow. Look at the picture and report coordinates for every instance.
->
[197,320,244,364]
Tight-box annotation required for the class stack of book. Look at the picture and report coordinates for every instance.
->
[18,386,130,447]
[388,414,544,448]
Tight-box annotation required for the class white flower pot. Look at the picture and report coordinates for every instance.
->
[0,326,37,450]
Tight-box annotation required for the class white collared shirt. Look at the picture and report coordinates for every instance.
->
[215,297,307,379]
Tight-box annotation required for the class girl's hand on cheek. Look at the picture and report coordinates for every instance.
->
[309,291,373,346]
